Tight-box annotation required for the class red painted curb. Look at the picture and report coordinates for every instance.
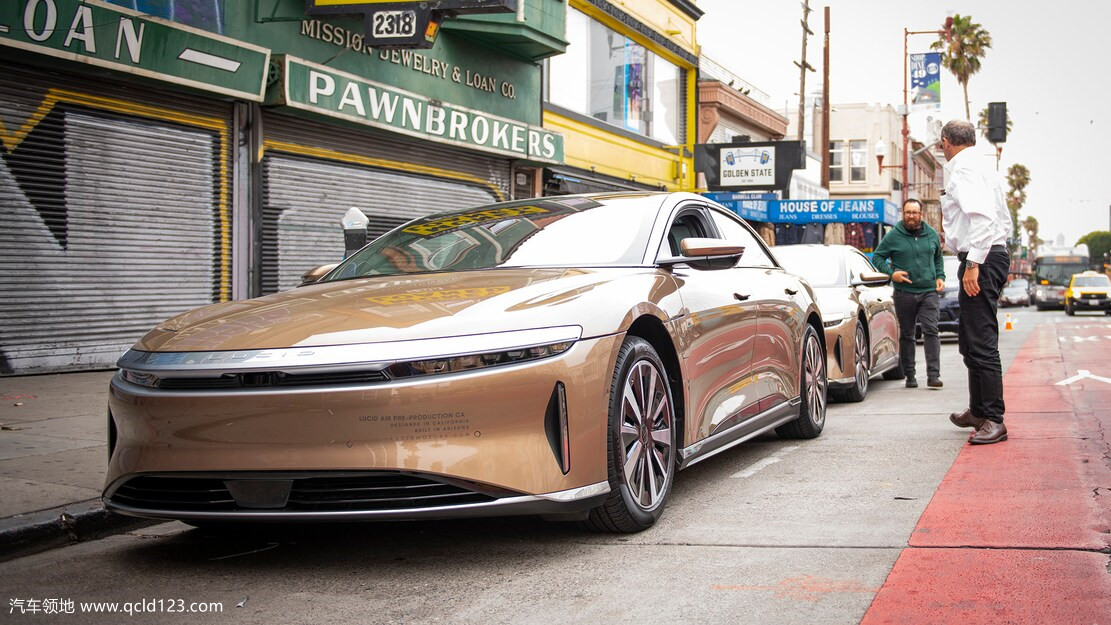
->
[861,319,1111,624]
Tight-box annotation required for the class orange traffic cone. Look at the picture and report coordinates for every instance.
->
[1005,314,1013,331]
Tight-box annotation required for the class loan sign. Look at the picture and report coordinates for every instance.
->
[275,56,562,163]
[0,0,269,101]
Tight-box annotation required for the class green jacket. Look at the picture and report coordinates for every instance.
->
[871,221,945,293]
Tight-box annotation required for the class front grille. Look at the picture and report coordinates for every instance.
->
[110,473,498,512]
[157,369,389,390]
[1081,293,1106,300]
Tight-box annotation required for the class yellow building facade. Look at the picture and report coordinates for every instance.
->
[542,0,701,193]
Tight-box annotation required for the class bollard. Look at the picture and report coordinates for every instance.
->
[342,207,369,259]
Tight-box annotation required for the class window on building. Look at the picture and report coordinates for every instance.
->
[849,140,867,182]
[547,8,683,144]
[829,141,844,182]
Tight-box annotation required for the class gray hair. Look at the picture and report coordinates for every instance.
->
[942,120,976,147]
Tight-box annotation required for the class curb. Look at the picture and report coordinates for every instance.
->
[0,499,158,562]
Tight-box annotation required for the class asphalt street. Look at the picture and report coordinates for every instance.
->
[2,308,1108,625]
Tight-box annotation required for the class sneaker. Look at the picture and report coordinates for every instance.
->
[928,377,943,388]
[906,377,918,388]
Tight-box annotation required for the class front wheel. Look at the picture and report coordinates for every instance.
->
[1065,299,1075,316]
[583,337,676,533]
[776,325,827,439]
[832,321,868,403]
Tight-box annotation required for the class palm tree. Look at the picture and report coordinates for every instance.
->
[931,15,992,119]
[1022,215,1043,258]
[1006,164,1030,255]
[978,105,1012,142]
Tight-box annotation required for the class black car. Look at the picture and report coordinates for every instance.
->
[917,256,961,339]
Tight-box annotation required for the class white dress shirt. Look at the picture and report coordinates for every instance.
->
[940,147,1011,264]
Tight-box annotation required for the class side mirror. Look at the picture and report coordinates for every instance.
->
[300,263,339,286]
[852,270,891,287]
[680,237,746,258]
[658,238,745,269]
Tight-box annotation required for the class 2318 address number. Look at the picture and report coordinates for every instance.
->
[372,10,417,39]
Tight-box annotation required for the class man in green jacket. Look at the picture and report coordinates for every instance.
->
[871,199,946,388]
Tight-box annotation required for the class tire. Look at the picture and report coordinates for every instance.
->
[583,336,677,533]
[1065,300,1075,316]
[776,325,827,439]
[832,321,868,403]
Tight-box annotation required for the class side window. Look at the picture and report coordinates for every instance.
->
[664,210,711,256]
[709,208,774,268]
[848,252,876,281]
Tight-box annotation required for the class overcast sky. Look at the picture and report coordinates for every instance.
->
[696,0,1110,249]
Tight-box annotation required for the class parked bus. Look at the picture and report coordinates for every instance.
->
[1031,244,1090,310]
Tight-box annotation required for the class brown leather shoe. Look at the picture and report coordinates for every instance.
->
[949,408,985,429]
[969,420,1008,444]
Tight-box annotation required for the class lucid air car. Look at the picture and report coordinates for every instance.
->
[773,245,901,402]
[104,193,826,533]
[1064,271,1111,315]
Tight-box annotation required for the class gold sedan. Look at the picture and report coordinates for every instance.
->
[772,245,901,402]
[105,193,825,533]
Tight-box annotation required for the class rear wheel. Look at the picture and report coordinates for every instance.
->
[832,321,868,403]
[776,325,827,439]
[882,362,905,380]
[583,337,676,533]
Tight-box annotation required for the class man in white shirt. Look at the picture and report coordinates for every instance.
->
[939,120,1011,444]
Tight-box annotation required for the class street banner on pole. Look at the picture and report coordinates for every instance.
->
[910,52,941,111]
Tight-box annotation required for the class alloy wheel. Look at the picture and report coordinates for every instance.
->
[854,324,869,395]
[804,334,827,427]
[619,359,674,511]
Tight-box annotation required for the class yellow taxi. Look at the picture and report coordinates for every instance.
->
[1064,270,1111,315]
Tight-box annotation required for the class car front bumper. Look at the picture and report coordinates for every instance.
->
[104,334,623,521]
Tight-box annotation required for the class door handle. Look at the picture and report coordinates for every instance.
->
[734,292,750,301]
[784,287,798,296]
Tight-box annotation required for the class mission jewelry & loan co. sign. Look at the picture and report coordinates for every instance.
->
[271,55,563,163]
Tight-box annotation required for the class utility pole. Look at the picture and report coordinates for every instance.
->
[795,0,815,142]
[820,6,830,189]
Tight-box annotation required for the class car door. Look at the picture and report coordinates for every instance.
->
[848,250,899,371]
[711,214,809,411]
[661,204,760,445]
[704,208,793,419]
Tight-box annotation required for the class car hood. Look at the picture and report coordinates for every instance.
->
[134,268,679,352]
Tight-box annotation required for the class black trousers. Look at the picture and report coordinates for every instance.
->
[957,246,1010,423]
[893,290,941,379]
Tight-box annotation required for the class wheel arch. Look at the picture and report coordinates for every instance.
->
[626,315,686,449]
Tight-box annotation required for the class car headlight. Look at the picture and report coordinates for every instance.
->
[386,340,575,378]
[822,313,851,328]
[120,369,159,388]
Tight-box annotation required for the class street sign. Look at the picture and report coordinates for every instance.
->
[305,0,516,49]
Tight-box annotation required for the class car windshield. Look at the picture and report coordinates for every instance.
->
[943,257,961,288]
[772,246,847,287]
[1003,285,1025,294]
[324,195,662,279]
[1008,279,1029,289]
[1073,275,1111,287]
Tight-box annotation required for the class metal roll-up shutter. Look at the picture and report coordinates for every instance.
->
[260,112,512,294]
[0,63,233,374]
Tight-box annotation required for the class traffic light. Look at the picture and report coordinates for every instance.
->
[987,102,1007,144]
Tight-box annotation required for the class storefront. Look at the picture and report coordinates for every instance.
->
[0,0,565,374]
[542,0,700,194]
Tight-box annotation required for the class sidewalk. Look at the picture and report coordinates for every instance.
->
[0,371,153,560]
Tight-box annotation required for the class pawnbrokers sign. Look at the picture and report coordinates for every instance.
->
[274,56,562,163]
[694,141,804,191]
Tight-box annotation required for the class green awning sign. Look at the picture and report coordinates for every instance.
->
[275,55,562,163]
[1,0,270,101]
